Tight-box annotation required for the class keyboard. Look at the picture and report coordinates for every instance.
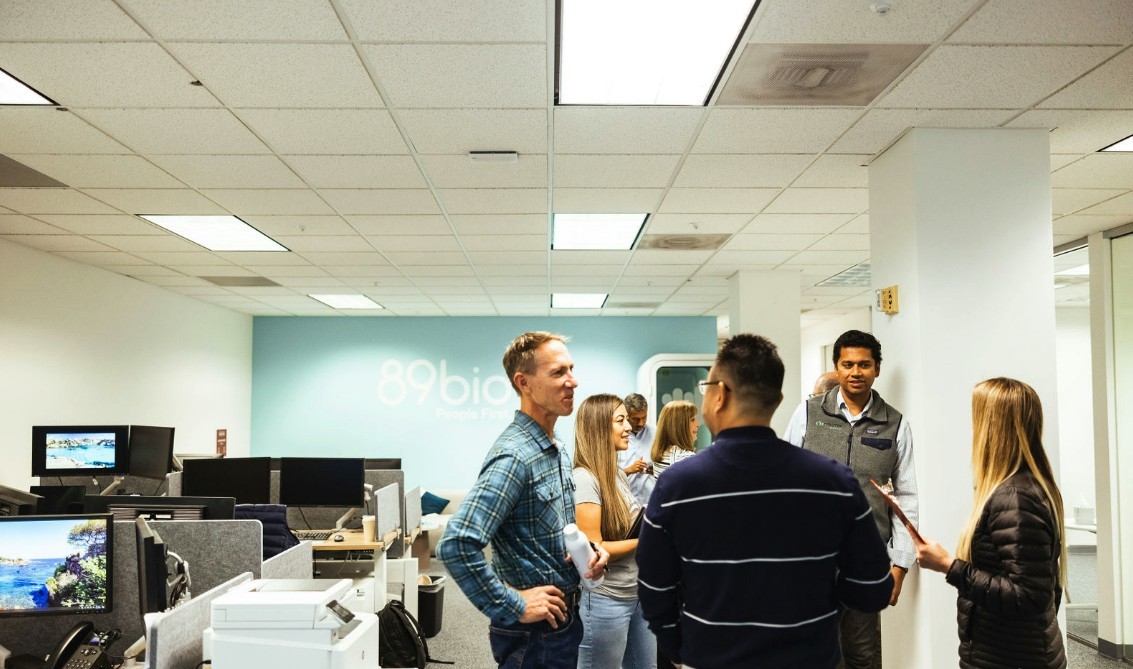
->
[294,529,335,541]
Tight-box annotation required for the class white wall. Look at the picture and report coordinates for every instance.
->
[1055,306,1097,546]
[0,238,253,491]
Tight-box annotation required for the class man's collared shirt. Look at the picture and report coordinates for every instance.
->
[618,423,656,505]
[436,410,578,624]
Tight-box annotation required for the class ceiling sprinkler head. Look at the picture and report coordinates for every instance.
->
[870,2,892,14]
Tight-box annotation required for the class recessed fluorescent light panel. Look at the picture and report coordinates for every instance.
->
[1055,264,1089,277]
[1100,133,1133,152]
[552,293,608,309]
[552,214,647,250]
[0,67,55,105]
[309,294,384,310]
[139,215,287,252]
[557,0,758,105]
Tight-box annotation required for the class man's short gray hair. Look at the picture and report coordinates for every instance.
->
[623,393,648,412]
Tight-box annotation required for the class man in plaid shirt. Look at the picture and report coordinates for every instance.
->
[437,331,609,668]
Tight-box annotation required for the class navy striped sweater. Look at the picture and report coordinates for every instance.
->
[636,425,893,669]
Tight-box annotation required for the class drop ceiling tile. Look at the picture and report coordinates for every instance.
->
[673,154,813,188]
[261,271,338,283]
[555,155,681,188]
[398,109,547,154]
[272,235,374,252]
[439,188,546,214]
[422,155,547,188]
[743,213,856,234]
[461,234,547,251]
[7,154,183,189]
[0,109,128,154]
[88,234,204,253]
[948,0,1133,44]
[324,265,403,278]
[832,109,1017,154]
[0,188,119,214]
[405,269,477,280]
[1,234,115,253]
[341,0,544,41]
[555,107,705,154]
[632,249,714,264]
[346,215,452,235]
[1052,156,1083,172]
[708,250,796,266]
[299,251,390,265]
[126,0,347,39]
[368,235,462,252]
[365,44,546,108]
[148,155,305,189]
[878,45,1118,108]
[167,286,237,296]
[552,250,631,265]
[621,264,699,278]
[237,109,406,154]
[172,43,381,108]
[285,156,427,189]
[693,109,862,154]
[764,188,868,214]
[838,214,870,234]
[723,233,824,251]
[807,233,871,252]
[1,0,147,39]
[1053,214,1133,236]
[320,189,440,215]
[646,213,752,235]
[131,251,223,266]
[449,214,547,235]
[1052,189,1125,215]
[468,250,544,265]
[478,266,547,278]
[130,273,210,286]
[81,188,227,215]
[210,252,306,267]
[549,277,616,289]
[78,108,270,154]
[1051,154,1133,189]
[794,155,871,188]
[783,250,870,266]
[658,188,778,214]
[1008,110,1133,154]
[1042,49,1133,109]
[553,189,661,212]
[385,251,469,265]
[241,216,357,236]
[52,250,150,266]
[1078,192,1133,216]
[553,264,620,277]
[0,215,65,235]
[201,189,333,215]
[0,42,217,107]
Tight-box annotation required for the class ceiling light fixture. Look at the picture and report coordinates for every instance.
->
[0,67,55,105]
[309,294,384,310]
[557,0,757,105]
[1100,133,1133,152]
[139,215,288,252]
[552,213,647,250]
[552,293,608,309]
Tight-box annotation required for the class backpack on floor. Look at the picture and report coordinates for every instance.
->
[377,598,452,668]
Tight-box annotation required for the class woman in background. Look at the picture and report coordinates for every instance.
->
[573,394,655,669]
[916,377,1067,669]
[650,400,700,480]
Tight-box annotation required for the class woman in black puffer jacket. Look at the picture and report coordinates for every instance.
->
[916,377,1067,669]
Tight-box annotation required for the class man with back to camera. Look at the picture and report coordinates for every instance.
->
[784,329,919,669]
[636,334,893,669]
[436,331,609,669]
[618,392,656,505]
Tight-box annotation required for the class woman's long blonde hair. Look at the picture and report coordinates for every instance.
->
[574,394,632,540]
[956,378,1067,587]
[651,400,698,464]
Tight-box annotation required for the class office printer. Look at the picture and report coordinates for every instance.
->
[204,578,379,669]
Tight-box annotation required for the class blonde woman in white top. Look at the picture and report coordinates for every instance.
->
[650,400,700,479]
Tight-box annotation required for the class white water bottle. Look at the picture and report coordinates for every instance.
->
[563,523,604,590]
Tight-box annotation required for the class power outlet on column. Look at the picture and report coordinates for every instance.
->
[876,285,899,315]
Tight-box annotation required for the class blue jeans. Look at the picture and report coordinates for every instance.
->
[489,605,584,669]
[577,590,657,669]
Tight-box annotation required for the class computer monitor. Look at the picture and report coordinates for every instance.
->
[30,485,88,515]
[181,457,272,505]
[83,495,236,522]
[0,513,112,617]
[278,457,365,507]
[128,426,175,480]
[134,516,168,614]
[32,425,130,478]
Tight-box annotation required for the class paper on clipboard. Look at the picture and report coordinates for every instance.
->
[870,479,924,543]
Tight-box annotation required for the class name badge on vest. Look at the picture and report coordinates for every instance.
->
[866,429,879,435]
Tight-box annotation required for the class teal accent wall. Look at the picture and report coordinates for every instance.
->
[252,316,716,489]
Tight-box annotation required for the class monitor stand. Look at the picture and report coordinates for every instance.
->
[99,476,126,496]
[333,483,373,530]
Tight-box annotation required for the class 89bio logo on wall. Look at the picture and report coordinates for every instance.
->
[377,359,515,420]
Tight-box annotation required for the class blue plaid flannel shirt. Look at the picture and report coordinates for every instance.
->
[436,411,578,624]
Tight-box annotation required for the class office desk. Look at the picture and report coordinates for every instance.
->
[312,530,385,552]
[310,529,415,616]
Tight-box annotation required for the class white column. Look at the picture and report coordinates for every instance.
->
[728,270,801,434]
[869,128,1059,667]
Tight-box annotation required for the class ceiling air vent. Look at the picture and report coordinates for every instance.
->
[637,234,731,251]
[716,44,926,106]
[200,276,281,287]
[817,262,871,288]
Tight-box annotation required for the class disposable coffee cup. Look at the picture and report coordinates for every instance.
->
[362,515,377,542]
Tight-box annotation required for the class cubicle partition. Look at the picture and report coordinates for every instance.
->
[40,471,177,498]
[0,519,262,658]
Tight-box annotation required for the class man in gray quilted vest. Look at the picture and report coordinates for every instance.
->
[784,330,918,669]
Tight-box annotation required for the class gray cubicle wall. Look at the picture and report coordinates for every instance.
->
[0,519,262,658]
[42,472,174,497]
[274,469,406,557]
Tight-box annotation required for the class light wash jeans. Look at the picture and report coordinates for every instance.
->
[577,589,657,669]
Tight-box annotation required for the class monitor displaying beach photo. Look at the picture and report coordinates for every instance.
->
[31,425,129,478]
[0,514,112,617]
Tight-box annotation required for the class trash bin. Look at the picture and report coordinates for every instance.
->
[418,575,445,638]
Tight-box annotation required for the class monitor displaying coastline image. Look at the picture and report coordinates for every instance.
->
[32,425,129,478]
[0,514,113,617]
